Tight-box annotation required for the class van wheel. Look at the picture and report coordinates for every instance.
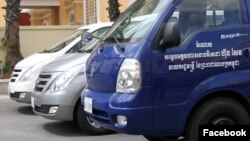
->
[187,97,250,141]
[143,135,180,141]
[76,102,111,135]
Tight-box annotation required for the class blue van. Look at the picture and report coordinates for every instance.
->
[82,0,250,140]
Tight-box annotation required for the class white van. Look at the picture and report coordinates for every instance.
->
[9,22,113,104]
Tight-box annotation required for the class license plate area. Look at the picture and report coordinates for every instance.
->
[84,97,93,114]
[31,97,35,108]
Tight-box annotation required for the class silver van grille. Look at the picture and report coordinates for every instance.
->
[35,74,52,92]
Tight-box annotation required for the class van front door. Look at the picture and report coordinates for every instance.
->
[151,0,249,132]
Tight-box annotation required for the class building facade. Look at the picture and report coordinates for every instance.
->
[0,0,136,27]
[29,9,59,25]
[29,0,134,26]
[84,0,131,25]
[58,0,83,25]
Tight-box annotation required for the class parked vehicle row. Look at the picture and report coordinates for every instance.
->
[9,22,113,134]
[8,0,250,141]
[9,23,112,104]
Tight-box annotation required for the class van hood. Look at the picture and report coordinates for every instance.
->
[15,53,59,68]
[86,39,149,93]
[42,53,90,73]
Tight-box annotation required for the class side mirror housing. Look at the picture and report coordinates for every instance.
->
[163,22,180,47]
[82,33,93,43]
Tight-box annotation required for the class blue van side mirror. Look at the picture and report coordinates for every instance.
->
[163,22,180,47]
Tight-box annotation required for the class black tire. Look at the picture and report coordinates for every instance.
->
[187,97,250,141]
[143,135,181,141]
[75,102,112,135]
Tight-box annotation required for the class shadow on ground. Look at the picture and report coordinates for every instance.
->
[17,106,36,116]
[43,121,88,137]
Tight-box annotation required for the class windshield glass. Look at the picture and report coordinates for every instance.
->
[41,29,88,53]
[79,38,100,53]
[104,0,171,44]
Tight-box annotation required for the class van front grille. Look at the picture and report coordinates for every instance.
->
[39,75,51,79]
[10,92,20,98]
[10,69,22,83]
[35,74,52,92]
[34,105,50,114]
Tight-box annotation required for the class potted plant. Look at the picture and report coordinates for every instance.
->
[0,60,11,79]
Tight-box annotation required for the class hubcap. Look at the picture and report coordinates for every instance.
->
[211,117,235,125]
[86,116,102,128]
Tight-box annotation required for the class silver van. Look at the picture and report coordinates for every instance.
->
[32,33,111,135]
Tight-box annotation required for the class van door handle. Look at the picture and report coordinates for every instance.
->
[243,48,250,63]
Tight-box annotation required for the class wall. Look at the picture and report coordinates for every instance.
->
[0,1,5,27]
[75,2,83,24]
[0,26,80,64]
[51,7,60,25]
[59,0,68,25]
[30,9,55,26]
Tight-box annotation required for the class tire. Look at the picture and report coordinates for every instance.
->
[143,135,181,141]
[187,97,250,141]
[75,102,112,135]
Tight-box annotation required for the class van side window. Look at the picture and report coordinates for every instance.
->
[157,0,243,49]
[96,27,110,35]
[66,41,82,53]
[92,27,110,37]
[205,0,242,28]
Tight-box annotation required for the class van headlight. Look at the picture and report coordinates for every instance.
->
[48,66,82,92]
[19,65,42,82]
[116,59,141,93]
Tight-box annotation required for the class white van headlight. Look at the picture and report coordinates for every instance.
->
[116,59,141,93]
[19,65,42,82]
[48,66,81,92]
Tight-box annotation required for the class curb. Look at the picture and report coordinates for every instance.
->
[0,79,9,83]
[0,95,9,99]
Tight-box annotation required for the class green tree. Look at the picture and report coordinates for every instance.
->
[2,0,23,72]
[107,0,121,21]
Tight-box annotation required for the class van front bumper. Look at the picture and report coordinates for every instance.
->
[32,90,76,121]
[9,81,34,104]
[81,88,153,135]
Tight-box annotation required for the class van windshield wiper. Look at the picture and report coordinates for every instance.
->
[87,34,125,52]
[41,49,50,53]
[104,36,125,52]
[78,50,87,53]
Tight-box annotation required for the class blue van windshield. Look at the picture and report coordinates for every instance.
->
[104,0,171,44]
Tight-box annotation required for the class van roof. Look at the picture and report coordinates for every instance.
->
[77,22,114,33]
